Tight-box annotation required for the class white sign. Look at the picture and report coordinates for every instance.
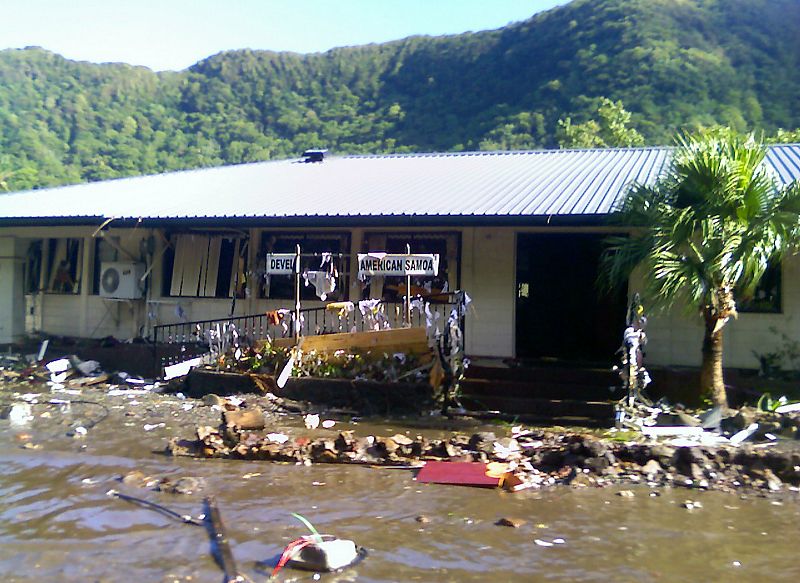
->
[357,253,439,277]
[265,253,297,275]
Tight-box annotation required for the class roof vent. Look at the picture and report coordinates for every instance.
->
[301,149,327,163]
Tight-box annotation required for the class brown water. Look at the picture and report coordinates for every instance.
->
[1,387,799,582]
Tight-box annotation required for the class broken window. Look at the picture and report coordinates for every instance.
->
[24,240,43,293]
[163,234,248,298]
[362,232,460,301]
[259,232,350,300]
[45,238,83,294]
[738,262,781,313]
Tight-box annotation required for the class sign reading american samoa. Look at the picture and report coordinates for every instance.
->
[357,253,439,277]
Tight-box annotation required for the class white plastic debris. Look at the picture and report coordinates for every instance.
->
[50,371,69,384]
[641,426,706,438]
[321,419,336,429]
[775,403,800,414]
[164,357,204,380]
[45,358,71,374]
[37,340,49,362]
[288,536,359,571]
[107,389,151,396]
[267,433,289,444]
[76,360,101,376]
[304,414,320,430]
[143,423,165,431]
[730,423,759,446]
[9,403,34,426]
[534,539,554,547]
[73,426,88,436]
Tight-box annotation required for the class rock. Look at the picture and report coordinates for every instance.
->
[415,515,431,524]
[640,459,662,477]
[495,517,526,528]
[469,432,497,454]
[617,490,635,498]
[223,407,265,430]
[761,468,782,491]
[121,470,148,487]
[682,500,703,510]
[158,476,205,495]
[585,456,610,473]
[721,407,757,433]
[334,431,355,452]
[583,439,608,458]
[391,433,414,446]
[689,463,705,481]
[382,437,399,454]
[202,394,224,407]
[569,472,595,487]
[649,444,676,464]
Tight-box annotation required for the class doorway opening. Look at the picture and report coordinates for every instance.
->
[515,233,627,363]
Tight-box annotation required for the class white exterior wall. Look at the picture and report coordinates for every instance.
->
[644,254,800,369]
[0,236,25,344]
[2,223,799,369]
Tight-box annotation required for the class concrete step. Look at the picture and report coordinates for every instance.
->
[465,364,617,386]
[459,378,619,402]
[457,394,615,421]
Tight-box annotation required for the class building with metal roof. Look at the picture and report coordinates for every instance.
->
[1,145,799,225]
[1,145,799,374]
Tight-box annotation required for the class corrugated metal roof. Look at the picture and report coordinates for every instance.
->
[0,145,798,223]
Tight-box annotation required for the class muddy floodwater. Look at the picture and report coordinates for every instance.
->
[1,385,799,582]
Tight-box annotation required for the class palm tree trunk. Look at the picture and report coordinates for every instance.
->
[700,313,728,410]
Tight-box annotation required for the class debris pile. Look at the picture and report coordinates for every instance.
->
[168,423,800,494]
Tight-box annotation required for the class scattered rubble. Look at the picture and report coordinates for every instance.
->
[166,416,800,495]
[3,347,800,498]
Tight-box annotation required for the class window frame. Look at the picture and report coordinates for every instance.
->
[259,231,351,301]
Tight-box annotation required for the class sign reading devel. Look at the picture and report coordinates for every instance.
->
[357,253,439,277]
[265,253,297,275]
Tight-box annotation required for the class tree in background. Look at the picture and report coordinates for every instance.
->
[767,128,800,144]
[600,129,800,409]
[0,155,37,193]
[557,98,645,149]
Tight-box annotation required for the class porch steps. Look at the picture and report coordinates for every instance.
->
[457,364,618,426]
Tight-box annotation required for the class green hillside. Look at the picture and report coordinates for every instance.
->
[1,0,798,191]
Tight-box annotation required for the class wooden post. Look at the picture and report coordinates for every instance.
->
[405,243,412,327]
[295,243,301,343]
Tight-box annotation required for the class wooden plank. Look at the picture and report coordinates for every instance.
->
[200,236,222,297]
[416,461,501,488]
[170,236,189,296]
[272,327,430,355]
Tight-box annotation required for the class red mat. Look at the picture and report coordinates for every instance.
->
[415,461,501,488]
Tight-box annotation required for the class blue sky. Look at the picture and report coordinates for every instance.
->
[2,0,569,71]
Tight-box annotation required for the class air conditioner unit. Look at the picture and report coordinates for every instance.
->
[100,262,145,299]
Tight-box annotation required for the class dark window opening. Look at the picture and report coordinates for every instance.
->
[738,263,781,313]
[362,232,460,302]
[259,232,350,301]
[46,238,83,294]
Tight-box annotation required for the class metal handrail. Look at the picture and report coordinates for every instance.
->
[151,293,463,374]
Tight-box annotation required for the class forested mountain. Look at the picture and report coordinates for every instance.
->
[1,0,799,191]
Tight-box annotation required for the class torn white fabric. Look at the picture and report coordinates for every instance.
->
[303,270,336,301]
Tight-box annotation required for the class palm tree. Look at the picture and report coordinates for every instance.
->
[601,129,800,409]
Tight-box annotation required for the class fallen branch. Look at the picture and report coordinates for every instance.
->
[203,496,243,583]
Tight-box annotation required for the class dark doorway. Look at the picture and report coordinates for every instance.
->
[516,233,627,363]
